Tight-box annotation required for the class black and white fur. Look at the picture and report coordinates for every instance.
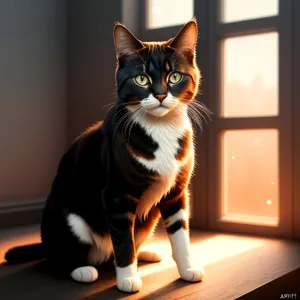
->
[5,19,207,293]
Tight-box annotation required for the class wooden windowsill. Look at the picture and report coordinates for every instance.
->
[0,225,300,299]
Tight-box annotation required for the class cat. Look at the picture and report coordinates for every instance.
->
[5,18,207,293]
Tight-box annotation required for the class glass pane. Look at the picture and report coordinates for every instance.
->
[221,129,279,225]
[147,0,194,29]
[221,0,278,23]
[222,32,278,117]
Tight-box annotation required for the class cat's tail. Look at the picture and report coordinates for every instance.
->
[5,243,45,264]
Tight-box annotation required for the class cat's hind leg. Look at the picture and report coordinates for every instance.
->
[42,211,99,283]
[138,250,162,262]
[70,266,98,283]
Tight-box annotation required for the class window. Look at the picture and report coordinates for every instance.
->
[222,33,278,117]
[221,129,279,225]
[207,0,294,238]
[139,0,299,239]
[221,0,279,23]
[147,0,194,29]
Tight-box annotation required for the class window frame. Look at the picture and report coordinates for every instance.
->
[293,0,300,240]
[207,0,294,238]
[136,0,298,239]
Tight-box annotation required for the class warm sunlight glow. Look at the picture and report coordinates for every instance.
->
[221,0,278,23]
[82,233,267,299]
[138,234,265,278]
[222,32,278,117]
[221,129,279,225]
[0,231,40,263]
[147,0,194,29]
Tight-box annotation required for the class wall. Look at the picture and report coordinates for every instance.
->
[0,0,124,228]
[67,0,122,142]
[0,0,66,224]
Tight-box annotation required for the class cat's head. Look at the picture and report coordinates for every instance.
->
[113,18,200,118]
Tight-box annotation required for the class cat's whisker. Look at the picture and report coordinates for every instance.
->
[117,101,141,108]
[113,109,133,143]
[103,102,117,109]
[123,114,133,136]
[175,100,207,130]
[124,106,144,154]
[113,102,143,140]
[123,105,142,137]
[182,99,213,123]
[188,107,204,130]
[191,103,213,123]
[103,101,141,115]
[192,105,207,124]
[191,100,212,114]
[115,102,142,117]
[181,106,203,129]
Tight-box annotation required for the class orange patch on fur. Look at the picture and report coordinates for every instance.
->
[159,153,194,207]
[135,173,177,222]
[134,207,160,250]
[179,154,194,188]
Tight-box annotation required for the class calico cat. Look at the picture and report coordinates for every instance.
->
[5,18,207,293]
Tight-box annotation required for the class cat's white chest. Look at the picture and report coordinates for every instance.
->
[132,115,192,177]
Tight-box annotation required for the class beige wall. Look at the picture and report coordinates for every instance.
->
[0,0,67,203]
[0,0,123,226]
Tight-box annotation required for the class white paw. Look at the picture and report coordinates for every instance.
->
[117,276,142,293]
[138,250,162,262]
[70,266,98,283]
[180,267,205,282]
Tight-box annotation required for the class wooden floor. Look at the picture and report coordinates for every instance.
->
[1,225,300,300]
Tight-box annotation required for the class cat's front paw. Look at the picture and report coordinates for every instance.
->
[180,267,205,282]
[117,276,142,293]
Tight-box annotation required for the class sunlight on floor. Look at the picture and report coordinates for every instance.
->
[0,230,265,270]
[82,233,266,299]
[0,228,271,299]
[138,234,266,277]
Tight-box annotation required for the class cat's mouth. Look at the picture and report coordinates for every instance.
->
[140,95,178,117]
[144,105,171,117]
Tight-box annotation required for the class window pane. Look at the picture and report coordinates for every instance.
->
[222,33,278,117]
[147,0,194,29]
[221,129,279,225]
[221,0,278,23]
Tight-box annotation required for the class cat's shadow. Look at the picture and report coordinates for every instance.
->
[0,260,195,299]
[0,260,115,299]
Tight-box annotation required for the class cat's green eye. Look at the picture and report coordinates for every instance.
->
[168,72,183,84]
[134,75,150,86]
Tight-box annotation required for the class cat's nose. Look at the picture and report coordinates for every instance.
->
[154,94,167,102]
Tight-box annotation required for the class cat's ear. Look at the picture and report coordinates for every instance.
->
[169,18,198,62]
[113,22,144,59]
